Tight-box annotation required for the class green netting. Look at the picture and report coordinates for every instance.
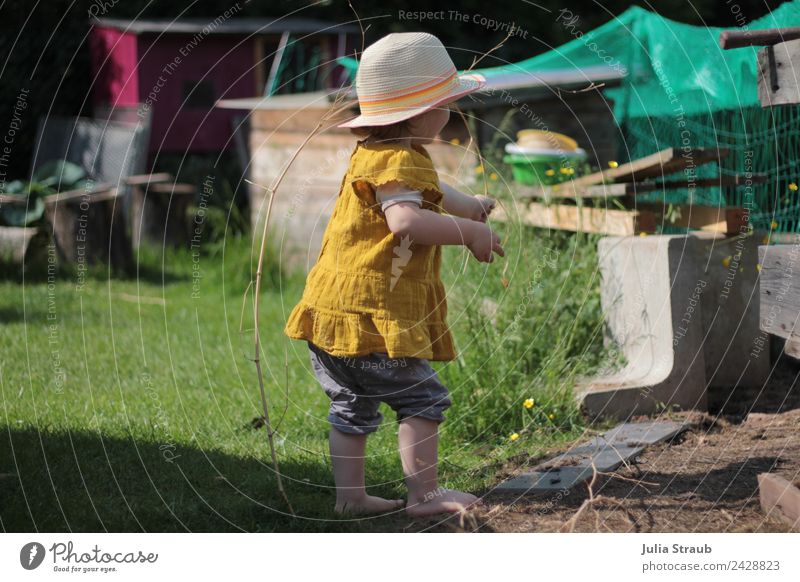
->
[338,3,800,232]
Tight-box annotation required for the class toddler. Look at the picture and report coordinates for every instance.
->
[284,32,504,517]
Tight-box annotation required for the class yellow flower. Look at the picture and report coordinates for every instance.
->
[771,220,779,230]
[559,167,569,174]
[545,169,555,176]
[639,231,648,237]
[548,413,555,420]
[757,263,762,272]
[450,138,461,146]
[722,256,731,268]
[475,165,485,174]
[509,432,520,442]
[608,160,619,168]
[523,398,535,409]
[789,183,798,191]
[566,167,575,175]
[489,172,498,181]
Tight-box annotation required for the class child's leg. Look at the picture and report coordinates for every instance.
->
[308,343,404,515]
[329,426,404,514]
[398,416,482,517]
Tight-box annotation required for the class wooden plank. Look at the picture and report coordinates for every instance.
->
[758,244,800,340]
[758,40,800,107]
[147,183,196,195]
[125,173,173,186]
[567,148,729,188]
[638,204,749,234]
[42,185,116,205]
[0,194,28,205]
[494,199,655,236]
[758,473,800,531]
[517,174,766,200]
[785,338,800,360]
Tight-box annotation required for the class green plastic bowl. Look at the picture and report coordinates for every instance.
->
[503,149,586,186]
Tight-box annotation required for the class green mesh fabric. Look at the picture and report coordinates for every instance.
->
[338,3,800,232]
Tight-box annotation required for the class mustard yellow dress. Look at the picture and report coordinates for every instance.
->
[283,140,457,361]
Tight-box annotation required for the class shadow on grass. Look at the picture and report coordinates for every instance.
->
[0,428,417,533]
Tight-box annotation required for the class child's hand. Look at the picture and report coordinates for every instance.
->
[467,222,504,263]
[471,195,496,223]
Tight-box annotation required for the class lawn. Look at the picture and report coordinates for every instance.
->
[1,223,616,532]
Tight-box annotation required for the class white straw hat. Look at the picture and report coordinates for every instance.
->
[338,32,486,128]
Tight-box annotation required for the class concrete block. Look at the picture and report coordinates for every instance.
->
[693,232,770,389]
[496,466,596,493]
[577,232,769,421]
[576,235,708,420]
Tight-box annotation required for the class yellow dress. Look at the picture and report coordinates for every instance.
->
[283,140,457,361]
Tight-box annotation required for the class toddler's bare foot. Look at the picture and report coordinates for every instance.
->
[335,494,405,516]
[405,488,483,517]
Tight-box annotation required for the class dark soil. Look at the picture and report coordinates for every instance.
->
[401,354,800,533]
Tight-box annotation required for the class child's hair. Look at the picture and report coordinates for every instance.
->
[349,119,412,142]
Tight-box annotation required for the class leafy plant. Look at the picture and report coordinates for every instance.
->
[0,160,91,227]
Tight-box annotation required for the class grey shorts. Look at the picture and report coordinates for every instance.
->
[307,341,452,435]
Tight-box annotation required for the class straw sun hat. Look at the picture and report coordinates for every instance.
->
[338,32,487,128]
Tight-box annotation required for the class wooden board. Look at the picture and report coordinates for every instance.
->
[757,244,800,340]
[494,199,655,236]
[517,174,766,200]
[758,473,800,531]
[566,147,729,188]
[720,26,800,49]
[638,204,749,234]
[758,39,800,107]
[125,173,173,186]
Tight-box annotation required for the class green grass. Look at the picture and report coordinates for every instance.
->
[1,223,618,532]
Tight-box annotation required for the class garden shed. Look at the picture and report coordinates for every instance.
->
[89,16,357,168]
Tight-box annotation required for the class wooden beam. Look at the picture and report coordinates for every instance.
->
[42,185,116,205]
[757,244,800,340]
[758,40,800,107]
[567,148,729,188]
[516,174,766,200]
[758,473,800,531]
[125,173,173,186]
[147,183,196,195]
[638,204,749,234]
[494,200,655,236]
[720,27,800,49]
[253,36,266,96]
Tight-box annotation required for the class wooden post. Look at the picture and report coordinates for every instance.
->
[130,182,196,249]
[44,188,133,271]
[757,39,800,107]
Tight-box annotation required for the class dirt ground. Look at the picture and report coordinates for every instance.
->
[408,355,800,533]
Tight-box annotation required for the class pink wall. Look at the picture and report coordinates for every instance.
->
[136,34,256,157]
[90,27,139,107]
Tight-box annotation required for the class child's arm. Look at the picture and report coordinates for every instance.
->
[440,182,496,223]
[380,186,504,263]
